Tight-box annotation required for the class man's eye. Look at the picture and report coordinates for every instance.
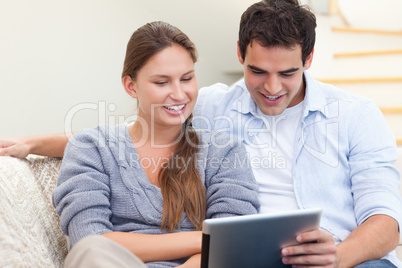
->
[281,73,295,77]
[251,70,265,75]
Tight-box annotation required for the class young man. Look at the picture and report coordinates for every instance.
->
[1,0,401,267]
[193,0,401,267]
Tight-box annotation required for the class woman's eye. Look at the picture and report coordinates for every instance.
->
[155,81,167,86]
[181,77,193,82]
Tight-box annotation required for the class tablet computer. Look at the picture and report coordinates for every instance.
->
[200,208,322,268]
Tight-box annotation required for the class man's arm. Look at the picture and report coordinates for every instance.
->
[336,214,400,267]
[341,102,401,266]
[282,101,401,267]
[0,133,72,158]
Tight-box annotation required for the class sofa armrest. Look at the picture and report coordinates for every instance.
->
[0,156,68,267]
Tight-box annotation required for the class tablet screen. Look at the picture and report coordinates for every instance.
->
[201,208,322,268]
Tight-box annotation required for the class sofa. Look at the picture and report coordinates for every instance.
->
[0,150,401,267]
[0,156,68,267]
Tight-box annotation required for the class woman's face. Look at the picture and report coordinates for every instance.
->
[127,44,198,129]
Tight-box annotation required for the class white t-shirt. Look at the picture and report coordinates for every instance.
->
[245,101,304,214]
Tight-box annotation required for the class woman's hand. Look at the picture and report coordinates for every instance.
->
[0,137,32,158]
[281,229,337,267]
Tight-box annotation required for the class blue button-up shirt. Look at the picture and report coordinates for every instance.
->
[193,71,402,265]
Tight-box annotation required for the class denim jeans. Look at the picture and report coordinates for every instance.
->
[354,260,397,268]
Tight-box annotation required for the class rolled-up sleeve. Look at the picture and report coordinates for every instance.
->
[348,101,402,228]
[53,129,113,247]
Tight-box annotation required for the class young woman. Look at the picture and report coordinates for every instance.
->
[52,21,259,267]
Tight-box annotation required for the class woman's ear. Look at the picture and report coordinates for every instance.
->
[122,75,138,98]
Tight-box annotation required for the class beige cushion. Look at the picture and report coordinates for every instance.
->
[0,156,68,267]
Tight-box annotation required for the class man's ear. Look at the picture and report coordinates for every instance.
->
[237,41,244,65]
[122,76,137,98]
[303,48,314,70]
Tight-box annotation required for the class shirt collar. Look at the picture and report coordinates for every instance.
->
[303,71,330,119]
[230,79,260,116]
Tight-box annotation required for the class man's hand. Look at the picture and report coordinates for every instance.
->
[0,133,72,158]
[0,137,31,158]
[281,229,337,267]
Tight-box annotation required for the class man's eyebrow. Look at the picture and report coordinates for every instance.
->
[279,68,299,74]
[247,65,299,74]
[247,65,267,73]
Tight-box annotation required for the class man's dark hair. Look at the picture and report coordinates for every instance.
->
[238,0,316,65]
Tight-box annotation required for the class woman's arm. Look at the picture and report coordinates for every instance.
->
[102,231,202,263]
[0,133,73,158]
[176,253,201,268]
[204,132,260,219]
[54,128,201,264]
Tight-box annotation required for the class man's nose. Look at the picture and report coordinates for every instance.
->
[263,75,282,95]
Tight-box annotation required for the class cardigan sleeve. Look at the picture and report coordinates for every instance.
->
[53,128,113,247]
[203,132,260,219]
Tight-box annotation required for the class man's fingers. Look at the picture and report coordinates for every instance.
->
[0,145,29,158]
[282,242,336,256]
[282,252,337,266]
[281,230,337,267]
[0,139,16,156]
[0,148,9,156]
[297,230,334,243]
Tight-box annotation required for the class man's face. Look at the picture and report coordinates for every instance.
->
[238,42,313,116]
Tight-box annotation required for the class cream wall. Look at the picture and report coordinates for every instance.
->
[1,0,401,139]
[0,0,256,137]
[338,0,402,31]
[310,3,402,140]
[1,0,153,137]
